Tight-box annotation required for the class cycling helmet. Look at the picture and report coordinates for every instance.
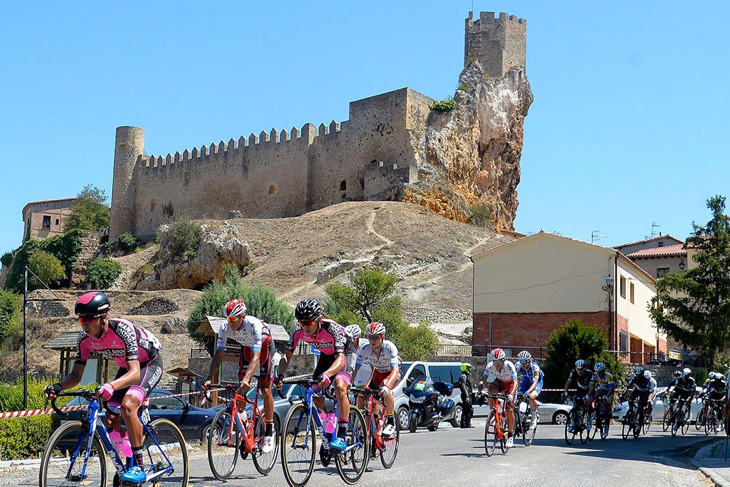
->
[718,374,726,381]
[673,370,682,378]
[634,366,644,376]
[492,348,506,361]
[345,324,362,338]
[295,298,323,322]
[709,372,717,380]
[574,359,586,370]
[365,322,386,336]
[224,299,246,318]
[594,362,606,372]
[643,370,652,379]
[461,363,473,373]
[517,351,532,362]
[75,292,111,317]
[682,367,692,378]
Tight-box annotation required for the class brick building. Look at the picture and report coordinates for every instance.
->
[22,198,76,242]
[471,231,667,363]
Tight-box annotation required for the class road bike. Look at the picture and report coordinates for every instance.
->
[484,393,509,456]
[564,395,589,445]
[671,397,692,437]
[703,397,725,436]
[662,396,678,432]
[353,386,400,468]
[513,393,537,447]
[205,383,279,480]
[280,377,368,487]
[588,396,610,441]
[39,389,188,487]
[621,396,643,440]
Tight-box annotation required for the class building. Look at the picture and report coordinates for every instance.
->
[22,198,76,242]
[614,235,687,279]
[471,231,667,364]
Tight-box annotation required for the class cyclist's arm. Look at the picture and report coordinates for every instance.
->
[108,360,141,392]
[241,350,261,386]
[278,350,294,377]
[510,377,519,397]
[59,362,86,391]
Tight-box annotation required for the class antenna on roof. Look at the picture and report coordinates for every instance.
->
[651,222,661,238]
[591,230,607,244]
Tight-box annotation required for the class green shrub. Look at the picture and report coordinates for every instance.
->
[0,289,21,346]
[86,258,123,289]
[64,184,110,232]
[1,251,13,267]
[117,232,138,253]
[167,218,201,260]
[28,251,66,290]
[469,201,492,228]
[430,99,457,112]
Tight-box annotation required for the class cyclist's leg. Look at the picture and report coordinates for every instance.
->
[259,338,277,437]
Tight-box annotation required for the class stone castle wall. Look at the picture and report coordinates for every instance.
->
[465,11,526,79]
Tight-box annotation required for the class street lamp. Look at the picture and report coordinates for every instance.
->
[678,259,685,270]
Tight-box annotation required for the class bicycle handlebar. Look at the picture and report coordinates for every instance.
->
[48,389,121,418]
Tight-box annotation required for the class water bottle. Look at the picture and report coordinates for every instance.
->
[319,411,336,434]
[519,401,528,414]
[109,430,132,457]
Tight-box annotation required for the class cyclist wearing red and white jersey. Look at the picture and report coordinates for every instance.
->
[352,322,400,437]
[43,292,162,485]
[478,348,518,447]
[203,299,277,453]
[276,298,355,451]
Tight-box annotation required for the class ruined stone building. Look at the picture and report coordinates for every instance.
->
[110,12,532,240]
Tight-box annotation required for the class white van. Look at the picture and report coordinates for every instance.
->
[393,361,465,431]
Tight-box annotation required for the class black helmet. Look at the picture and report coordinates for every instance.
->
[295,298,323,322]
[75,292,111,317]
[673,370,682,378]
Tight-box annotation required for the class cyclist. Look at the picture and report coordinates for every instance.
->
[458,363,475,428]
[516,351,543,430]
[478,348,518,447]
[670,367,696,432]
[43,292,162,485]
[624,366,652,435]
[202,299,277,453]
[275,298,355,451]
[352,322,400,437]
[703,371,726,419]
[643,370,658,421]
[588,362,615,432]
[562,359,593,432]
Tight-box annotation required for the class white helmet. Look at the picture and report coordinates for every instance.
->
[643,370,652,379]
[517,351,532,362]
[709,372,717,380]
[345,324,362,338]
[682,368,692,378]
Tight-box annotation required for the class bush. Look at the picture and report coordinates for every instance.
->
[86,258,123,289]
[28,251,66,290]
[166,218,201,260]
[0,289,21,346]
[430,99,457,112]
[1,251,13,267]
[117,232,138,253]
[64,184,110,232]
[469,201,492,228]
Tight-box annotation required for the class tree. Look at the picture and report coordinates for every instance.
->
[0,289,21,346]
[27,251,66,290]
[64,184,110,232]
[650,195,730,371]
[325,267,439,360]
[542,319,624,389]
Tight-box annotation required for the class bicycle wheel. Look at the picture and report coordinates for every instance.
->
[621,412,632,440]
[681,408,690,435]
[523,415,537,446]
[499,415,508,453]
[485,410,498,455]
[705,411,717,436]
[662,408,672,432]
[144,418,189,487]
[252,415,279,476]
[207,408,240,480]
[39,422,107,487]
[642,413,651,435]
[671,411,680,437]
[696,407,706,431]
[587,417,597,441]
[564,411,575,445]
[335,407,369,485]
[380,416,400,469]
[281,403,316,487]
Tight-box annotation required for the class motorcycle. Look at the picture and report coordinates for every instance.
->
[404,376,456,433]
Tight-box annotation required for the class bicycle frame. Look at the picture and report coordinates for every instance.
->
[488,394,507,439]
[358,389,396,452]
[216,385,266,453]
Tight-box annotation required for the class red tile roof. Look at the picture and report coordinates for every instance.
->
[627,243,686,258]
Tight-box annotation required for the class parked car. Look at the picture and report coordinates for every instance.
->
[611,387,704,423]
[51,389,223,443]
[472,398,571,425]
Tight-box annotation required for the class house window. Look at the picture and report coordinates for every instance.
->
[630,282,635,304]
[42,215,51,228]
[620,331,628,353]
[268,185,275,195]
[340,180,347,191]
[55,219,60,226]
[657,268,669,278]
[658,241,664,247]
[620,276,626,298]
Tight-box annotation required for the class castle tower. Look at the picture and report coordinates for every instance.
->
[110,126,145,240]
[465,11,526,78]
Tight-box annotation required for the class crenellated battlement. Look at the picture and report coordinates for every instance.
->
[465,11,526,78]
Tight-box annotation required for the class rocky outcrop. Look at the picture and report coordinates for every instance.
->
[418,62,533,233]
[135,221,251,290]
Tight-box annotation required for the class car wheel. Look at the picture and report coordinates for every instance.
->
[553,411,569,425]
[397,406,410,431]
[450,405,463,428]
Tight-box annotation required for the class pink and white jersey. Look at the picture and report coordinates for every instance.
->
[483,360,518,383]
[75,318,161,368]
[286,318,349,355]
[355,340,399,373]
[216,316,270,352]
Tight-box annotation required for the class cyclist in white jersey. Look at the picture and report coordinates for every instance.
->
[478,348,518,447]
[352,322,400,436]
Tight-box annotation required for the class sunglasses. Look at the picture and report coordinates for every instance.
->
[78,315,100,325]
[299,320,317,328]
[495,358,505,363]
[519,360,528,364]
[227,316,242,323]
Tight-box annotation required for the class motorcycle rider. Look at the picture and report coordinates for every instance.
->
[458,363,475,428]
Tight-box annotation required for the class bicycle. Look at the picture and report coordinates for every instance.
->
[204,383,279,480]
[353,386,400,468]
[662,396,678,432]
[621,397,643,440]
[642,399,653,435]
[484,393,509,456]
[280,377,368,487]
[564,395,589,445]
[671,397,691,437]
[704,397,725,436]
[695,394,707,431]
[588,396,610,441]
[39,389,188,487]
[513,393,537,447]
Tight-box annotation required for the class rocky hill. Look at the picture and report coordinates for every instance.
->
[5,201,513,384]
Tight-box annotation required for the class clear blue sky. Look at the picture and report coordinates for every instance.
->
[2,1,728,256]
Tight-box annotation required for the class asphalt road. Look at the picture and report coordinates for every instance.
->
[2,421,715,487]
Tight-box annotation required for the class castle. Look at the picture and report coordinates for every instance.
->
[110,12,526,240]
